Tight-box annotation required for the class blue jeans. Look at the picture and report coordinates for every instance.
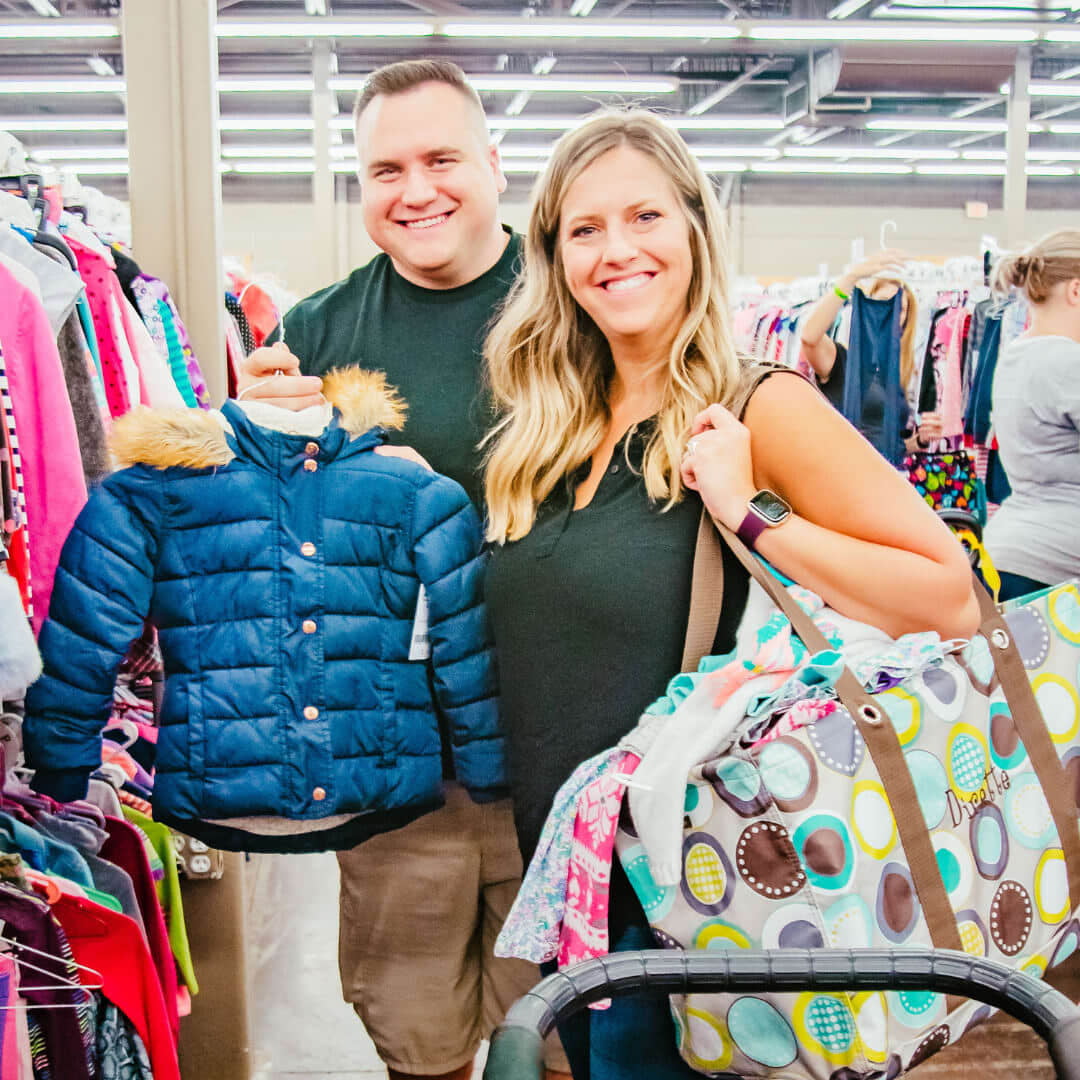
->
[543,921,701,1080]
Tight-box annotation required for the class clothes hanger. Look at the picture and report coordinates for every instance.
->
[0,936,104,999]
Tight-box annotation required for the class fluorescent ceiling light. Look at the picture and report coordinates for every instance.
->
[1053,64,1080,80]
[215,74,677,96]
[875,6,1048,18]
[329,75,679,95]
[785,145,960,159]
[748,22,1037,42]
[56,162,130,176]
[697,161,750,173]
[752,161,912,174]
[470,75,677,94]
[916,164,1005,175]
[26,0,60,14]
[569,0,600,13]
[1049,122,1080,132]
[0,20,118,39]
[228,161,317,174]
[221,145,316,159]
[304,0,328,14]
[218,78,314,93]
[0,116,126,132]
[1045,29,1080,42]
[917,163,1075,176]
[29,146,128,161]
[440,19,738,40]
[0,78,125,94]
[673,116,785,131]
[222,116,315,131]
[533,57,558,76]
[217,20,431,38]
[867,118,1044,133]
[1016,81,1080,98]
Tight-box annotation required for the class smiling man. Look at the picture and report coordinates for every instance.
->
[241,61,565,1080]
[256,61,515,510]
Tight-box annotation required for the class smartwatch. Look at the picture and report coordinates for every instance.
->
[736,489,792,549]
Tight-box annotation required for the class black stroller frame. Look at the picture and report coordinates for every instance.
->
[483,948,1080,1080]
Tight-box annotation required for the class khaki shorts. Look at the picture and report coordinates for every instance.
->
[338,783,567,1075]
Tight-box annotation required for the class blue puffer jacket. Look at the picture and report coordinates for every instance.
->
[24,369,506,852]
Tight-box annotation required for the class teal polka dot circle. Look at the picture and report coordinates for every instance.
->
[760,740,812,801]
[716,758,760,801]
[728,998,797,1068]
[936,847,961,893]
[807,997,854,1053]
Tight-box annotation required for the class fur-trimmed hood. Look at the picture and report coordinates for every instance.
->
[110,367,407,470]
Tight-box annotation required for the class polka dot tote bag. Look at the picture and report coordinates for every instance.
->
[615,521,1080,1080]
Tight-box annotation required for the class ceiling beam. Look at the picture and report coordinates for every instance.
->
[687,57,777,115]
[394,0,473,14]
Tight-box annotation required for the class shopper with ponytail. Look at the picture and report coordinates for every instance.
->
[986,228,1080,601]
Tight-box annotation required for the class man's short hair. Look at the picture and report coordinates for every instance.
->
[353,59,488,138]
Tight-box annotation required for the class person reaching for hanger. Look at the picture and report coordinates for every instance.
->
[799,248,941,455]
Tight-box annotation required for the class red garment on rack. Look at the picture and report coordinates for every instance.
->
[53,893,180,1080]
[238,282,279,350]
[100,816,179,1040]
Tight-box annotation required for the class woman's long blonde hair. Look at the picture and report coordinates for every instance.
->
[482,108,743,543]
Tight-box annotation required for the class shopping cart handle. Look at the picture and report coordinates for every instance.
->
[484,948,1080,1080]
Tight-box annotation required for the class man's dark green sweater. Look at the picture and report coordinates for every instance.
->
[268,229,521,508]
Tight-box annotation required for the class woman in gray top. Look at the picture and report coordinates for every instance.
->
[986,228,1080,601]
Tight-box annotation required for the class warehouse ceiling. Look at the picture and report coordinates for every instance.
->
[3,0,1080,204]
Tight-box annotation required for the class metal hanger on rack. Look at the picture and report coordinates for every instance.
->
[0,935,104,1007]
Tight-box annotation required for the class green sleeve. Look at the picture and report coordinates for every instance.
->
[124,806,199,994]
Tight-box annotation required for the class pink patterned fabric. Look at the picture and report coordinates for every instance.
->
[750,698,838,750]
[558,750,641,1004]
[69,237,145,417]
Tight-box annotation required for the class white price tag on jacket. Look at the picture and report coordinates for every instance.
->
[409,585,431,661]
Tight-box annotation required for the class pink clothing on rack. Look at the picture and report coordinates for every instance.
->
[0,953,30,1079]
[558,750,641,1008]
[929,306,968,441]
[68,237,143,418]
[0,261,88,634]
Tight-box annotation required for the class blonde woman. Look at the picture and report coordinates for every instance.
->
[799,254,944,456]
[482,109,978,1080]
[986,229,1080,601]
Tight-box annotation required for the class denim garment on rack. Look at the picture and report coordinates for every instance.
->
[964,308,1003,443]
[843,289,906,465]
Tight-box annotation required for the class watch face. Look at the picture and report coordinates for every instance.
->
[749,489,791,525]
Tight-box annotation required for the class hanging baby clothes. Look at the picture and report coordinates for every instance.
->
[843,288,907,465]
[68,237,143,417]
[0,260,87,633]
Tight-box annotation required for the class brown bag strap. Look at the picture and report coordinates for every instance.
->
[680,364,800,673]
[974,585,1080,913]
[712,517,964,955]
[682,513,725,673]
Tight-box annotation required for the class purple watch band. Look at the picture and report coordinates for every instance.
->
[736,509,769,549]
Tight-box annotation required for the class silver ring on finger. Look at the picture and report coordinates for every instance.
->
[685,435,703,458]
